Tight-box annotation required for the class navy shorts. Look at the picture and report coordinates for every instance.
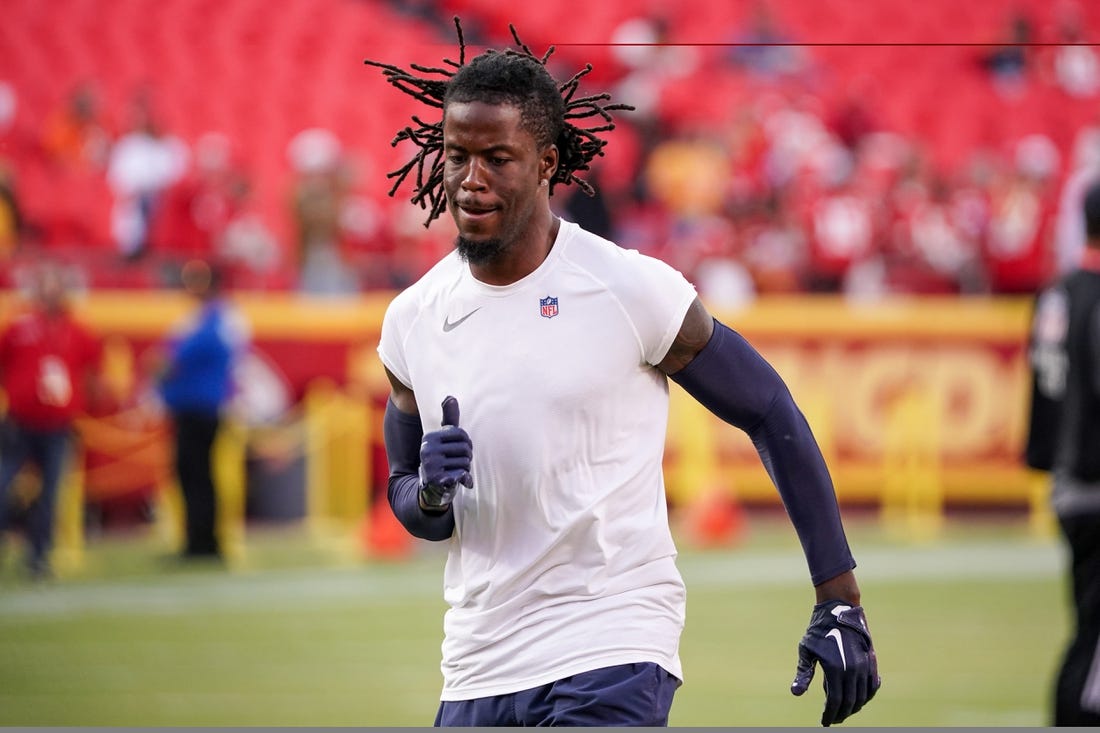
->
[433,662,682,727]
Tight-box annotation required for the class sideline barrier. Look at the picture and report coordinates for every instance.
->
[303,379,372,549]
[0,292,1047,568]
[700,297,1031,499]
[664,295,1041,539]
[44,382,374,570]
[880,385,944,539]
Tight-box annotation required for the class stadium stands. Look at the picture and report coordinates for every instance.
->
[1,0,1098,292]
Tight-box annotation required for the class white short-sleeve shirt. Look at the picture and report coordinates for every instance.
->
[378,219,697,700]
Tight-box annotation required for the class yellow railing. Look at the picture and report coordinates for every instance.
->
[43,380,377,570]
[0,291,1052,570]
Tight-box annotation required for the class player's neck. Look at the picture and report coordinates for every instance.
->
[470,213,560,286]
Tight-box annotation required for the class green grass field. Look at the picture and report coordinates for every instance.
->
[0,511,1068,727]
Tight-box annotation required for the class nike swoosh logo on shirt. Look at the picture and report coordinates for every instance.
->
[443,308,481,332]
[826,629,847,671]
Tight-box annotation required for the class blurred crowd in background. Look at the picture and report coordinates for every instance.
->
[0,0,1098,305]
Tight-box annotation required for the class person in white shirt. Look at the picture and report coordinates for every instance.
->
[366,19,879,727]
[106,93,188,260]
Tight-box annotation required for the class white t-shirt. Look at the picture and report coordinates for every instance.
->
[377,219,697,700]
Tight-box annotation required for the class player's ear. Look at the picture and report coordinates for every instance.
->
[540,144,559,187]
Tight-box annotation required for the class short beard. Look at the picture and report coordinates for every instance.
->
[456,236,508,266]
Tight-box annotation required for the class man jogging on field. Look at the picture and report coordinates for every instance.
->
[367,19,880,727]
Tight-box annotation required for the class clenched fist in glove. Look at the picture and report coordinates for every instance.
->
[791,600,881,726]
[418,396,473,513]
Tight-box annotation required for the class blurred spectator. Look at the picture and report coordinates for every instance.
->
[690,216,757,311]
[0,80,21,194]
[644,133,730,220]
[828,78,879,153]
[0,83,25,257]
[760,94,834,190]
[0,82,15,140]
[981,9,1035,98]
[26,84,114,251]
[609,15,700,152]
[805,174,879,293]
[741,195,810,293]
[41,83,111,172]
[153,260,249,561]
[561,166,614,241]
[723,103,771,206]
[726,1,811,81]
[982,135,1060,293]
[106,91,188,261]
[949,159,996,292]
[330,157,392,290]
[0,261,103,580]
[385,202,456,290]
[216,193,281,288]
[890,175,983,293]
[287,128,358,295]
[0,161,24,259]
[152,132,249,268]
[1051,1,1099,99]
[1055,125,1100,275]
[383,0,453,33]
[609,192,672,262]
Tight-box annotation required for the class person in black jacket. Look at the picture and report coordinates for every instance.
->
[1025,178,1100,726]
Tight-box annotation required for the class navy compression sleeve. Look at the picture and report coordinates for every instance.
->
[383,398,455,541]
[669,320,855,585]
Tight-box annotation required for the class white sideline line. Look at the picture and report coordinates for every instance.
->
[0,539,1063,619]
[0,566,443,619]
[681,539,1065,588]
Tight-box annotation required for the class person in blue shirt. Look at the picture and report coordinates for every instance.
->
[157,259,248,560]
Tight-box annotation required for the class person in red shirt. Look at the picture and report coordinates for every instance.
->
[0,262,102,580]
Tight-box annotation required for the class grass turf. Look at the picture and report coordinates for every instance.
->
[0,511,1068,726]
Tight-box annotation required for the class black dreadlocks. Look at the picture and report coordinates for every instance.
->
[364,17,633,226]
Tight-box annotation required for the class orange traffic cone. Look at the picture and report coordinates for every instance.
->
[682,488,747,549]
[362,501,413,560]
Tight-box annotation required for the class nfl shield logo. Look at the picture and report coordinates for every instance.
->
[539,295,559,319]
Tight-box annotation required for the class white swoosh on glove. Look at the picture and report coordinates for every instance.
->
[826,628,847,671]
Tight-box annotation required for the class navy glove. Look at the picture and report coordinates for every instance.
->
[791,600,881,726]
[418,396,473,513]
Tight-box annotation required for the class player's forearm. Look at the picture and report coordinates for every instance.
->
[747,393,856,585]
[669,320,855,585]
[383,398,455,541]
[388,472,455,541]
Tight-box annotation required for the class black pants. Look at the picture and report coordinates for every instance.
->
[172,411,221,557]
[1054,512,1100,726]
[0,422,70,570]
